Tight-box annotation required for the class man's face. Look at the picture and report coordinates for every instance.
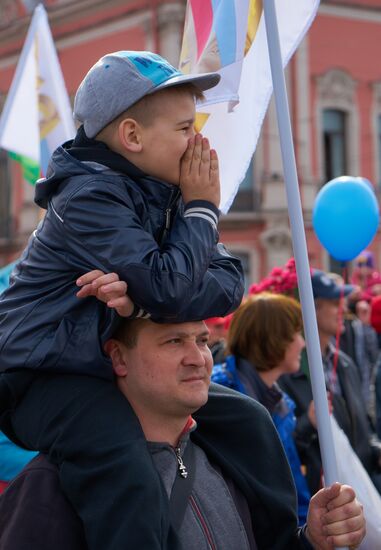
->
[138,89,196,185]
[115,321,213,422]
[355,300,371,324]
[315,297,344,338]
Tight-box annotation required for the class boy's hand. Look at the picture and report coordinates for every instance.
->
[76,270,134,317]
[180,133,220,208]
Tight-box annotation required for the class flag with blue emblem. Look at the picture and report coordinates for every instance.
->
[179,0,319,212]
[0,4,75,184]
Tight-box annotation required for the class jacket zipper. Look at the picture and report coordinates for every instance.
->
[165,208,172,231]
[160,188,181,244]
[174,446,188,478]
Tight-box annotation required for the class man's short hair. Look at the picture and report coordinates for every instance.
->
[228,293,302,371]
[112,318,148,349]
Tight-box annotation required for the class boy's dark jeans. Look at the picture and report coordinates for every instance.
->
[0,371,174,550]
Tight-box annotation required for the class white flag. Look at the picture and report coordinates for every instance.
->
[180,0,320,212]
[0,4,75,183]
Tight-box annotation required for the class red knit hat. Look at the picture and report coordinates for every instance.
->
[370,295,381,334]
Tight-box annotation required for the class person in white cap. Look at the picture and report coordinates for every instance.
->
[0,51,244,549]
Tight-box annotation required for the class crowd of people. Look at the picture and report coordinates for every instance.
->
[211,255,381,524]
[0,49,370,549]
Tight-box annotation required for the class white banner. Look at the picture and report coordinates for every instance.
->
[180,0,320,212]
[0,4,75,174]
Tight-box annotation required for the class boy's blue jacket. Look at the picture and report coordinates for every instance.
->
[0,128,244,379]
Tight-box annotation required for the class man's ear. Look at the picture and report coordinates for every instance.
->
[104,339,129,377]
[118,118,143,153]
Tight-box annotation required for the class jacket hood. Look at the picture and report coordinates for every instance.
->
[34,125,147,209]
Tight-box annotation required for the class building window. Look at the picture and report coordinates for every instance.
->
[322,109,347,183]
[230,250,251,292]
[322,109,348,274]
[229,157,256,212]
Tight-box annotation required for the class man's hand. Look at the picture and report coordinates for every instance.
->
[180,133,220,208]
[76,270,134,317]
[305,483,365,549]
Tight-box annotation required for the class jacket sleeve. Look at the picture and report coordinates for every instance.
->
[59,184,244,321]
[0,456,86,550]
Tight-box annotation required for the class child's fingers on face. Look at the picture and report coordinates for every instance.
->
[180,138,194,174]
[183,137,195,158]
[190,134,202,171]
[209,149,219,179]
[199,138,211,178]
[209,149,220,190]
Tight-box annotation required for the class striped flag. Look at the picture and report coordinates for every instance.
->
[0,4,75,184]
[179,0,319,212]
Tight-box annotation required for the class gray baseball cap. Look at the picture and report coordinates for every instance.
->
[74,50,221,138]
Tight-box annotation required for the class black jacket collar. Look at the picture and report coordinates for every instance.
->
[69,125,147,179]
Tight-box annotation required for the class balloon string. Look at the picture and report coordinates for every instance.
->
[332,265,347,386]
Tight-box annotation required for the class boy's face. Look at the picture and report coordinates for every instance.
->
[137,89,196,185]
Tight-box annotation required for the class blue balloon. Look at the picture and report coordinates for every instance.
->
[312,176,380,261]
[356,177,375,193]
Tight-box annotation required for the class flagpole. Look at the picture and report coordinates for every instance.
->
[262,3,346,544]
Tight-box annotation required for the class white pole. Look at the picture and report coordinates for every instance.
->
[262,3,346,548]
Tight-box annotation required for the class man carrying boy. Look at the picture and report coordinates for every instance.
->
[0,317,366,550]
[0,51,244,549]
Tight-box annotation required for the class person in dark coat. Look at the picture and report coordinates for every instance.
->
[279,269,381,495]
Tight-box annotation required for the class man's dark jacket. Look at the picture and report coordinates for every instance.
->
[0,128,243,379]
[0,386,313,550]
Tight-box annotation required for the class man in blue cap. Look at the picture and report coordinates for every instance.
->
[280,269,381,495]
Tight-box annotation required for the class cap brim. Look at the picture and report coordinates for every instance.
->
[341,284,355,297]
[154,71,221,93]
[327,285,355,299]
[312,284,355,300]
